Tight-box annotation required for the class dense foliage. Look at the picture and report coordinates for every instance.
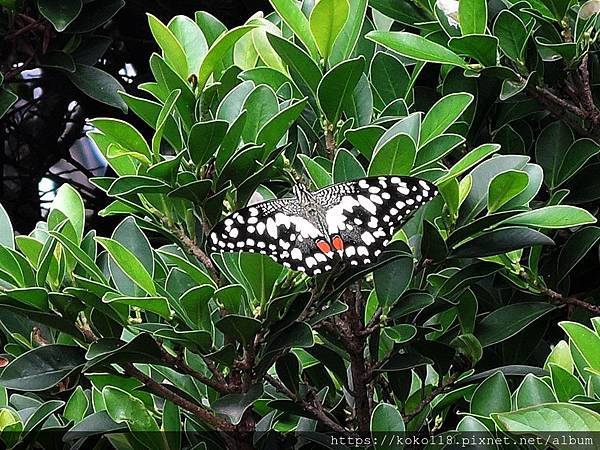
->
[1,0,600,448]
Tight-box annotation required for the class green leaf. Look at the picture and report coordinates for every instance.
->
[0,344,85,391]
[0,88,18,120]
[309,0,349,59]
[38,0,82,32]
[257,98,308,154]
[197,25,257,92]
[476,302,558,347]
[470,371,511,416]
[420,93,473,145]
[23,399,64,435]
[366,31,467,68]
[188,120,228,166]
[275,353,301,396]
[449,34,499,67]
[451,226,554,258]
[502,206,597,229]
[267,33,322,103]
[345,125,385,160]
[458,0,487,35]
[371,403,405,448]
[106,176,169,196]
[95,237,157,296]
[555,139,600,188]
[493,10,529,63]
[413,134,464,172]
[212,384,263,426]
[105,295,171,320]
[243,85,279,143]
[540,0,573,19]
[550,363,585,401]
[50,184,85,243]
[368,133,416,176]
[48,231,105,283]
[374,256,413,308]
[384,324,417,344]
[557,227,600,283]
[66,0,124,33]
[103,386,165,450]
[437,143,499,184]
[147,14,188,79]
[369,0,430,25]
[545,340,574,374]
[298,154,333,188]
[487,170,529,213]
[492,404,600,437]
[240,253,283,304]
[370,52,410,108]
[535,121,574,189]
[120,93,183,150]
[215,315,262,347]
[559,321,600,374]
[516,374,556,408]
[91,118,151,163]
[168,15,207,78]
[344,73,373,127]
[66,64,127,112]
[0,203,14,250]
[317,56,365,124]
[330,0,367,65]
[64,386,89,423]
[270,0,319,59]
[333,148,365,182]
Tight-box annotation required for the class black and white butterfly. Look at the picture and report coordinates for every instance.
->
[209,176,438,276]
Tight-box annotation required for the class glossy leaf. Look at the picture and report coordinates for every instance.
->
[367,31,467,68]
[0,345,85,391]
[477,303,558,347]
[309,0,349,59]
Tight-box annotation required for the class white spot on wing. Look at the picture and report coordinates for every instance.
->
[291,248,303,260]
[266,217,278,238]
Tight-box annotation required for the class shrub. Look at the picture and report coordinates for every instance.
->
[1,0,600,448]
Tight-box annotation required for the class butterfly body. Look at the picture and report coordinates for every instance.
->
[209,176,438,276]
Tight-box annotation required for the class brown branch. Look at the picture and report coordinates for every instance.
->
[341,286,371,435]
[159,346,230,394]
[173,227,219,281]
[403,371,461,424]
[526,85,596,139]
[325,126,336,161]
[358,308,383,336]
[264,374,350,436]
[122,363,235,431]
[578,54,600,126]
[538,286,600,314]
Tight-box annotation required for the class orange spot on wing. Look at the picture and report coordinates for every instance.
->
[316,240,332,253]
[332,235,344,251]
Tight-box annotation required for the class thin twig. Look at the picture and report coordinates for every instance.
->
[403,371,461,424]
[538,285,600,314]
[173,227,219,281]
[160,346,230,394]
[265,374,350,436]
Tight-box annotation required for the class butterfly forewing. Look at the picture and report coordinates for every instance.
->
[315,176,438,267]
[209,176,438,275]
[208,198,335,275]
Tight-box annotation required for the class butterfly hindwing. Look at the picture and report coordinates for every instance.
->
[315,176,438,267]
[208,198,335,275]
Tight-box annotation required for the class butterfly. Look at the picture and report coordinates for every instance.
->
[208,176,438,276]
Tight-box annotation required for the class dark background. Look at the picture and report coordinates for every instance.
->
[0,0,272,235]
